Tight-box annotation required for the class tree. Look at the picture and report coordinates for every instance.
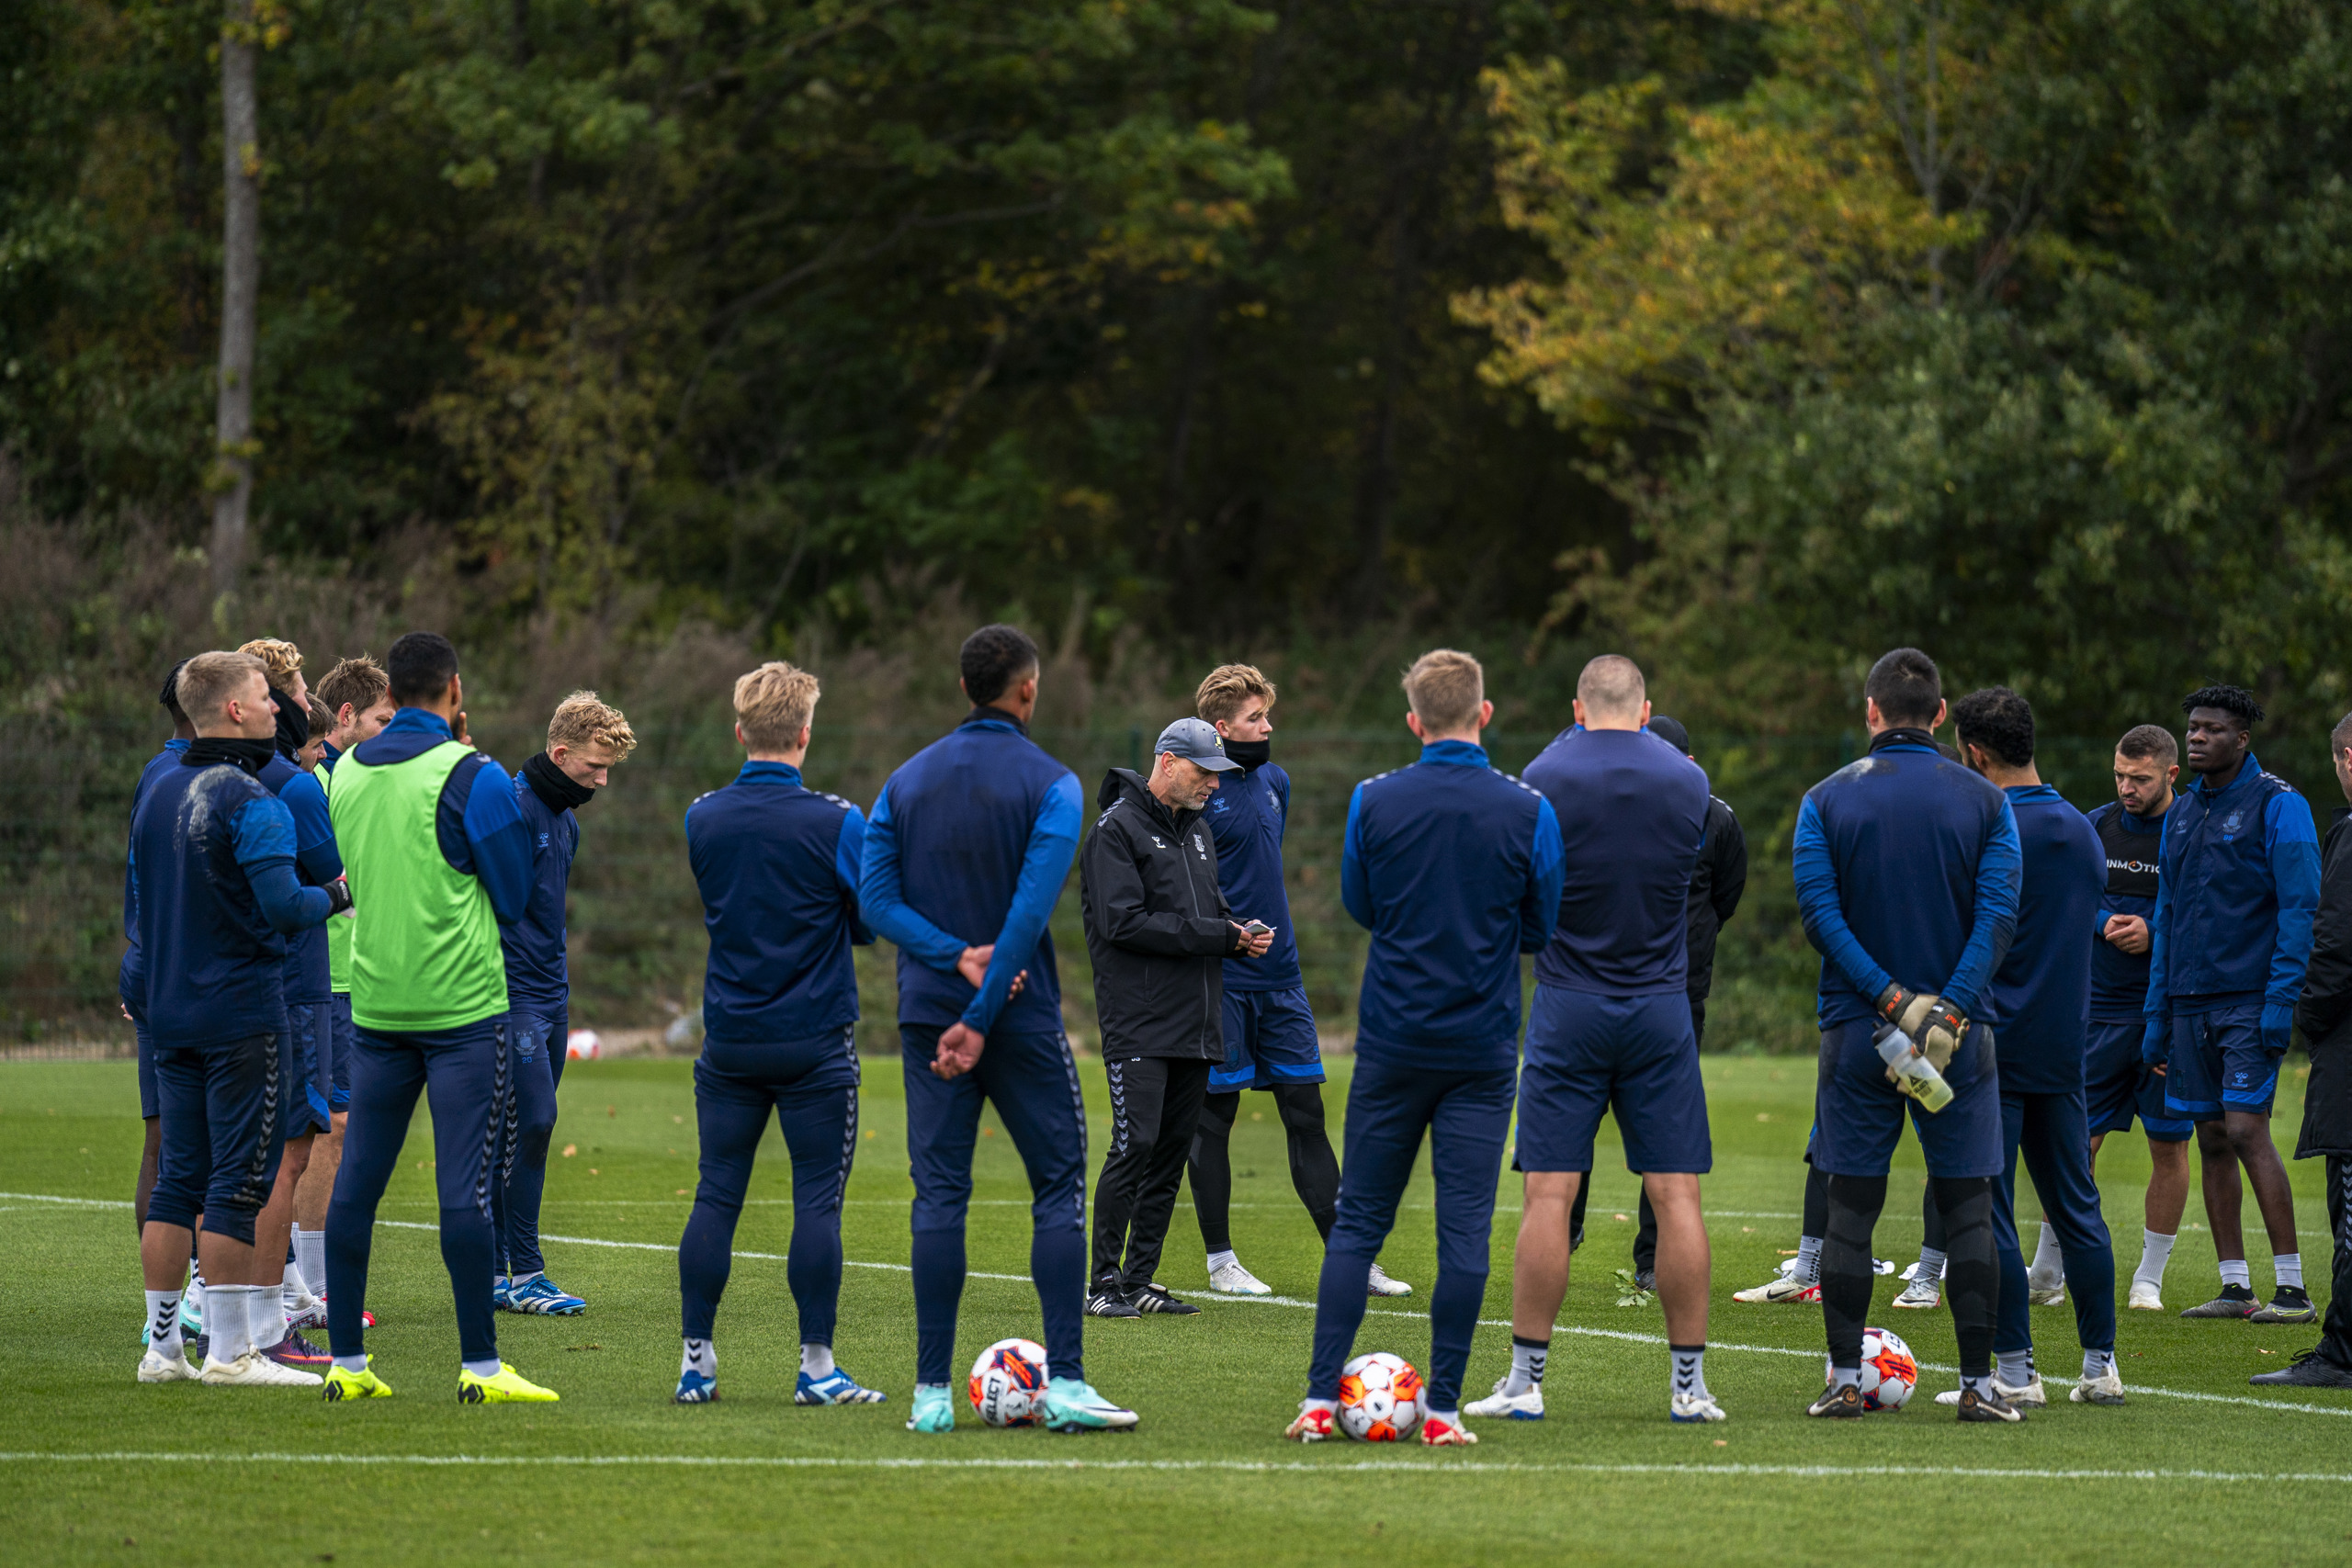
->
[208,0,266,595]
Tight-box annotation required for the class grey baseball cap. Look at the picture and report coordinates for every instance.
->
[1156,716,1240,771]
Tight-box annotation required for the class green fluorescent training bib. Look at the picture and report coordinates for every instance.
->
[328,738,509,1032]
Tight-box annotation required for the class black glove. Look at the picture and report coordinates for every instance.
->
[323,877,355,917]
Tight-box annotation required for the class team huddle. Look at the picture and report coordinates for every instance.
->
[119,624,2352,1436]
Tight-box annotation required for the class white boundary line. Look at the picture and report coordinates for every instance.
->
[15,1191,2346,1421]
[1,1451,2350,1484]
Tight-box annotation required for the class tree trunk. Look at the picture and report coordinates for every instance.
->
[210,0,260,596]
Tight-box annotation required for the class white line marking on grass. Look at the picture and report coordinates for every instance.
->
[16,1191,2347,1420]
[3,1452,2352,1485]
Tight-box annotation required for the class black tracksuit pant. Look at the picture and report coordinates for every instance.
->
[1091,1057,1212,1293]
[2324,1156,2352,1368]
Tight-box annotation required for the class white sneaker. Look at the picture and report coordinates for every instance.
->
[2070,1370,2126,1405]
[1207,1258,1273,1296]
[200,1349,323,1387]
[1732,1272,1820,1303]
[138,1346,198,1383]
[285,1290,328,1332]
[1366,1263,1413,1297]
[2127,1280,2165,1311]
[2027,1283,2068,1306]
[1934,1375,2045,1408]
[1464,1378,1545,1420]
[1669,1390,1728,1423]
[1890,1276,1941,1310]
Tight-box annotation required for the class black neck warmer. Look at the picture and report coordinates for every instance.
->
[273,687,311,758]
[962,705,1028,736]
[524,750,595,812]
[1220,736,1272,770]
[187,737,277,775]
[1868,727,1939,754]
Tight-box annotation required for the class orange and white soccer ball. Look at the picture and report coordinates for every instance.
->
[968,1337,1049,1427]
[564,1029,602,1061]
[1337,1351,1425,1441]
[1828,1325,1918,1411]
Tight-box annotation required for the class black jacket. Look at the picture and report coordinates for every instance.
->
[2295,806,2352,1157]
[1080,769,1237,1062]
[1685,794,1749,1002]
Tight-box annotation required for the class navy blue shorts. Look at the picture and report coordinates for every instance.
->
[2085,1016,2191,1141]
[328,992,356,1112]
[1812,1017,2004,1179]
[1210,987,1325,1091]
[1515,985,1711,1174]
[2164,1002,2278,1118]
[135,1014,159,1122]
[149,1031,285,1245]
[286,1000,334,1137]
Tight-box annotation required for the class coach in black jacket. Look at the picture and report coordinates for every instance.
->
[1081,718,1273,1316]
[2268,729,2352,1386]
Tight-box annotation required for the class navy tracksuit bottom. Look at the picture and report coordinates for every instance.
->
[492,1009,567,1278]
[1992,1087,2117,1358]
[676,1027,861,1346]
[1310,1053,1515,1414]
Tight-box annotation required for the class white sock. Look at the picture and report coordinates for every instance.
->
[248,1280,286,1348]
[2083,1348,2116,1382]
[334,1355,368,1375]
[282,1258,313,1306]
[1302,1395,1337,1413]
[2133,1228,2177,1289]
[800,1343,835,1379]
[1916,1247,1947,1283]
[462,1357,503,1379]
[1206,1249,1238,1274]
[208,1285,251,1361]
[1669,1344,1709,1403]
[2277,1253,2303,1290]
[511,1270,543,1288]
[683,1338,716,1379]
[1504,1336,1548,1396]
[294,1226,326,1298]
[1996,1348,2035,1387]
[145,1290,185,1354]
[2029,1223,2064,1286]
[2220,1258,2251,1292]
[1793,1235,1823,1284]
[1831,1365,1861,1390]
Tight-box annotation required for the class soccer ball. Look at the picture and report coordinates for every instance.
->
[1336,1351,1425,1441]
[968,1337,1049,1427]
[564,1029,602,1061]
[1825,1325,1918,1411]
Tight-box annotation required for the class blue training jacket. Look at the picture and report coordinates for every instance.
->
[689,761,873,1043]
[1983,784,2105,1092]
[2086,798,2165,1021]
[1521,725,1709,997]
[347,709,535,924]
[1201,759,1303,992]
[257,749,342,1004]
[1341,739,1565,1068]
[2145,752,2318,1017]
[501,769,582,1019]
[119,738,191,1018]
[1792,732,2022,1028]
[860,711,1082,1036]
[130,754,334,1048]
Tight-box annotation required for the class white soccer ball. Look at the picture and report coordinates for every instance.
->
[1825,1325,1919,1411]
[564,1029,602,1061]
[968,1337,1049,1427]
[1337,1351,1425,1441]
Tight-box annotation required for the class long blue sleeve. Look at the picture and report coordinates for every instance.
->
[2265,792,2321,1008]
[857,783,967,972]
[1519,795,1566,953]
[1941,800,2022,1017]
[282,768,343,885]
[456,754,534,924]
[962,773,1081,1033]
[834,807,876,947]
[1340,784,1373,931]
[230,796,331,933]
[1792,795,1894,1002]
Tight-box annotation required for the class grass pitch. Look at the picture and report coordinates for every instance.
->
[3,1053,2346,1566]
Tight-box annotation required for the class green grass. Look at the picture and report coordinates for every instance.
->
[2,1055,2346,1566]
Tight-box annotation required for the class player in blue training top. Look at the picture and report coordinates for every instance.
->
[860,624,1136,1435]
[123,660,195,1253]
[1285,649,1564,1449]
[1183,664,1410,1301]
[1941,688,2122,1409]
[1794,648,2026,1423]
[2146,685,2320,1323]
[1469,654,1721,1425]
[492,691,636,1318]
[2062,725,2191,1314]
[131,650,340,1389]
[673,663,884,1407]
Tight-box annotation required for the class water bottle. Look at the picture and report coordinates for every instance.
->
[1875,1021,1953,1112]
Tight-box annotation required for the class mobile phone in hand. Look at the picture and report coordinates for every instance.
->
[1242,919,1274,937]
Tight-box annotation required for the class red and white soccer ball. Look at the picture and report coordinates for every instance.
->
[564,1029,602,1061]
[968,1337,1049,1427]
[1337,1351,1426,1441]
[1826,1325,1919,1411]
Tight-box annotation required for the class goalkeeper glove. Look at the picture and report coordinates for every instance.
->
[323,877,354,917]
[1877,984,1967,1071]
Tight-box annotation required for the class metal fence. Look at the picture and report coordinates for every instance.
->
[8,717,2334,1055]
